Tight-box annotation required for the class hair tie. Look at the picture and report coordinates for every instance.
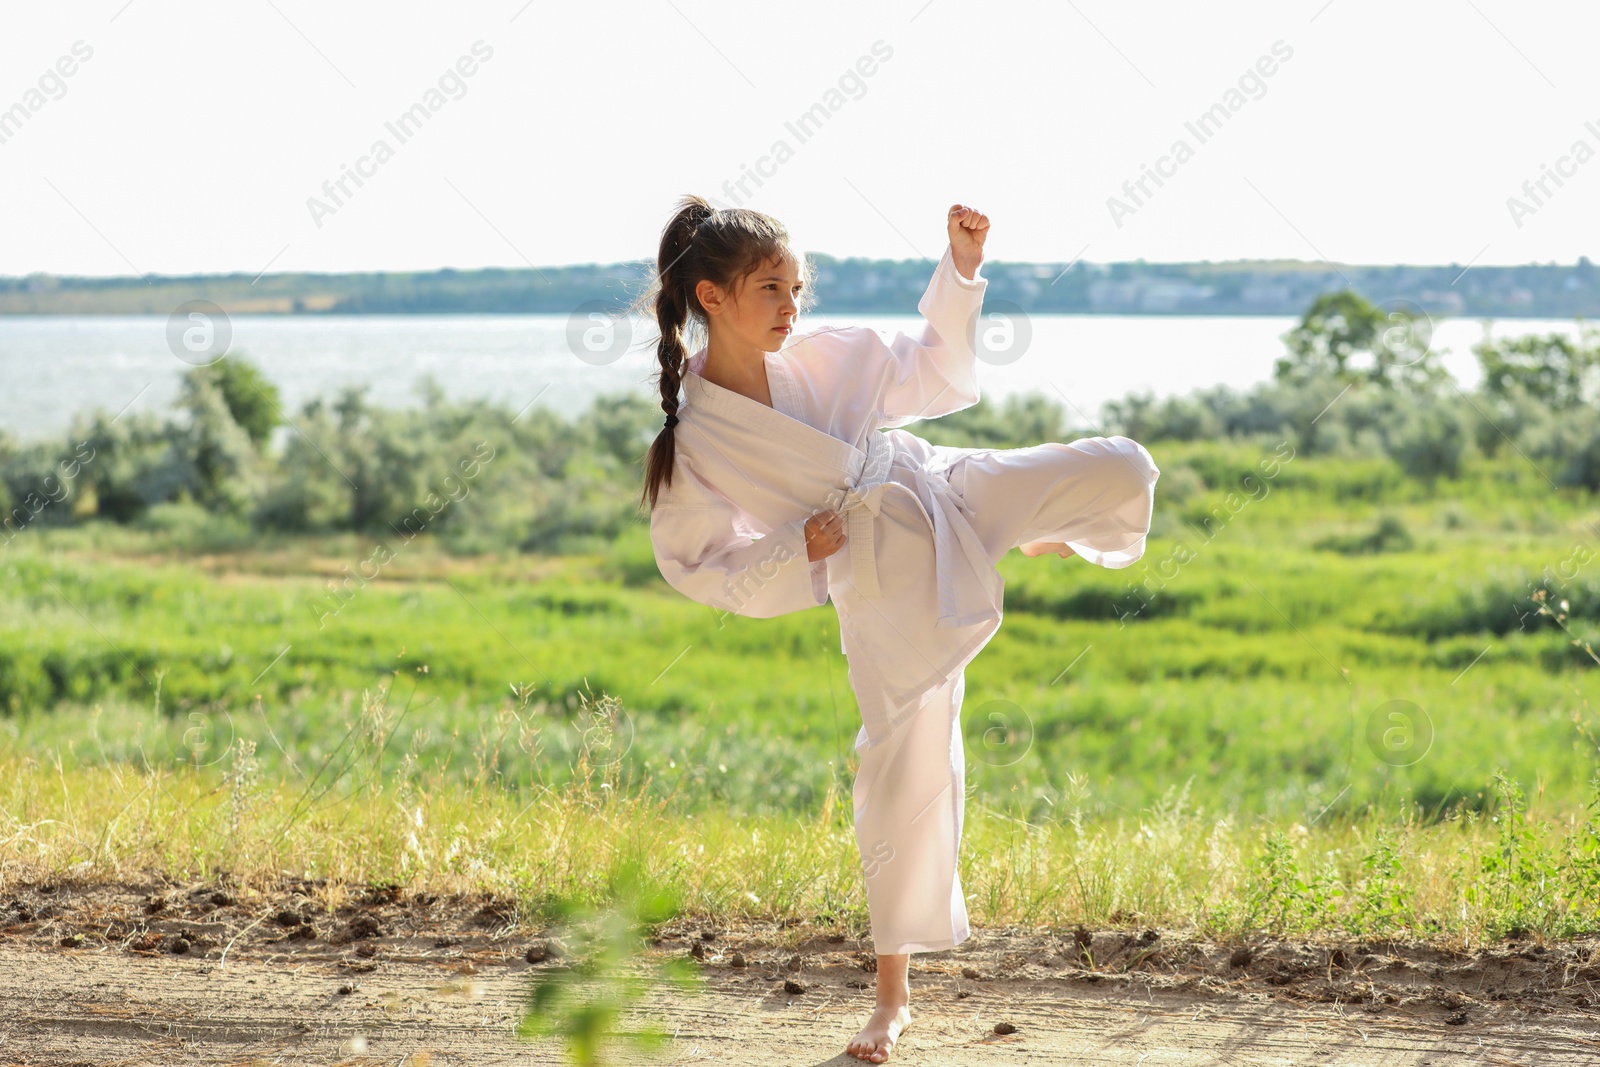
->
[664,413,679,429]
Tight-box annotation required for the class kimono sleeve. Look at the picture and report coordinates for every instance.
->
[875,243,989,429]
[649,464,829,619]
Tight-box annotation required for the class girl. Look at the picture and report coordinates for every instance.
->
[640,195,1159,1062]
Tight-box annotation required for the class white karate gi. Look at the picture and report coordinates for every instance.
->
[650,244,1160,954]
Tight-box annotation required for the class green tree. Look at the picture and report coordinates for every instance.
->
[1473,323,1600,409]
[175,374,264,514]
[1276,290,1451,395]
[181,355,281,450]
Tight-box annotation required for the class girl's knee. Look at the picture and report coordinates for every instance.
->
[1121,436,1159,473]
[1102,436,1160,489]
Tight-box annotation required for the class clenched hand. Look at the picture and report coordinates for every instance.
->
[805,509,847,562]
[947,204,989,281]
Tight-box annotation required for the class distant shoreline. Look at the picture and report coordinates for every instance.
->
[2,255,1595,319]
[0,309,1585,321]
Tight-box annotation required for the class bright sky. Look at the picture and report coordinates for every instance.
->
[3,1,1596,277]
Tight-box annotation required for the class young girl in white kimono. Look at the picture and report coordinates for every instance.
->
[641,195,1159,1063]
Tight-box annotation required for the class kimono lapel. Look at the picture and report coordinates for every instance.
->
[677,345,1004,635]
[681,351,862,478]
[682,350,900,601]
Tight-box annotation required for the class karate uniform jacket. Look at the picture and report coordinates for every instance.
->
[649,244,1032,750]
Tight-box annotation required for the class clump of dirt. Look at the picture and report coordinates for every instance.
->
[3,875,1600,1027]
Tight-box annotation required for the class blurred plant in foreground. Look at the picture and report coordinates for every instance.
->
[517,856,701,1066]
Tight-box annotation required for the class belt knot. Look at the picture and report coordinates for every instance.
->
[834,433,921,598]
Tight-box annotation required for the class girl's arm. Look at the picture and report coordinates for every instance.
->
[874,241,989,428]
[650,462,829,620]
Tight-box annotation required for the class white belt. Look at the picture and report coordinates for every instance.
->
[835,431,930,599]
[830,431,1003,629]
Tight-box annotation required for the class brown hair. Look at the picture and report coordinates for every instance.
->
[634,194,817,511]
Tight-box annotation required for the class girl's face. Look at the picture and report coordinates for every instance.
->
[701,251,804,354]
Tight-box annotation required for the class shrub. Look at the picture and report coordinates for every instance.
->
[1387,402,1475,483]
[1313,513,1415,555]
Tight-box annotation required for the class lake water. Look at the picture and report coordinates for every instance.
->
[0,313,1582,443]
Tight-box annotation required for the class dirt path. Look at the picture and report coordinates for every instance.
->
[4,880,1600,1064]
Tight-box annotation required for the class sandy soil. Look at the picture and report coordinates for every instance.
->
[3,878,1600,1064]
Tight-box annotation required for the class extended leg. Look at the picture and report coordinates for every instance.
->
[941,435,1160,570]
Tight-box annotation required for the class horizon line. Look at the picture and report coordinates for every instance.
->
[2,252,1595,284]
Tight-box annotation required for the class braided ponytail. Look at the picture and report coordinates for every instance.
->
[635,194,815,511]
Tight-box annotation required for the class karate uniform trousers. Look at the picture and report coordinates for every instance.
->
[849,433,1157,955]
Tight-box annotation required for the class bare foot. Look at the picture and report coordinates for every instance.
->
[1019,539,1077,558]
[846,1004,912,1062]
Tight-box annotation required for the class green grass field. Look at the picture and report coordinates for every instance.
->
[2,438,1598,940]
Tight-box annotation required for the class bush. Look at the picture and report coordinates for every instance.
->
[917,392,1072,448]
[1152,464,1208,509]
[175,374,266,514]
[1372,571,1598,639]
[1526,404,1600,492]
[182,356,281,449]
[1313,513,1415,555]
[71,410,188,523]
[1468,383,1555,460]
[11,312,1597,558]
[1386,402,1475,483]
[133,500,254,551]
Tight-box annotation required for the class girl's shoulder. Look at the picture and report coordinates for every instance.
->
[788,322,856,342]
[776,325,891,387]
[781,323,883,358]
